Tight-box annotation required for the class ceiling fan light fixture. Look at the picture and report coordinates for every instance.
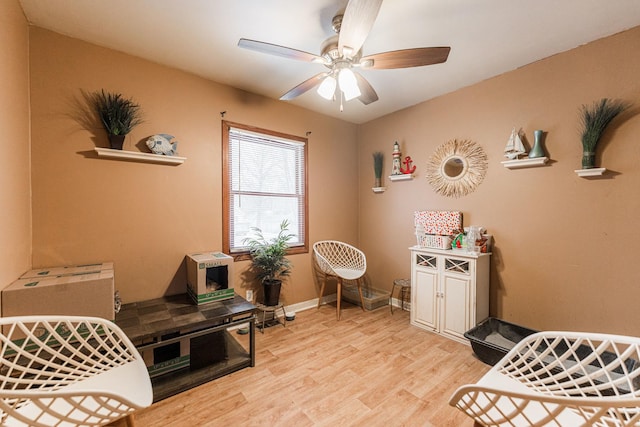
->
[338,68,361,101]
[317,75,337,100]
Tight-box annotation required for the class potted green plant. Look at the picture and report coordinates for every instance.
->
[243,219,294,306]
[579,98,629,169]
[92,89,143,150]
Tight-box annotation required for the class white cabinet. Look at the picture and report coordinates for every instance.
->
[410,246,490,344]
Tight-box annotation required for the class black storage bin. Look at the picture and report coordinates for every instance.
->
[464,317,538,366]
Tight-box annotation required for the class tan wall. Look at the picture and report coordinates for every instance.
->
[0,0,31,296]
[359,26,640,336]
[29,28,359,305]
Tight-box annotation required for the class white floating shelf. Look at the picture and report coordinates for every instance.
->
[372,187,386,193]
[575,167,606,177]
[388,174,413,181]
[95,148,186,165]
[501,157,548,169]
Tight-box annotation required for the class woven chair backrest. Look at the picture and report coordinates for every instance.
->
[313,240,366,276]
[0,315,151,427]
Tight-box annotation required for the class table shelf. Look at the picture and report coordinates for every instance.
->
[115,293,255,402]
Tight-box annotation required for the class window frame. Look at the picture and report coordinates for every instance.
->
[222,120,309,261]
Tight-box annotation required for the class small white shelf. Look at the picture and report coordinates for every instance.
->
[575,167,606,177]
[95,148,186,165]
[388,174,413,181]
[501,157,548,169]
[372,187,386,193]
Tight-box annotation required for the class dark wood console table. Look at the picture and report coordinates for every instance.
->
[115,293,256,402]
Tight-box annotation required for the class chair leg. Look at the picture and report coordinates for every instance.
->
[317,276,326,309]
[336,278,342,320]
[357,279,366,312]
[125,414,137,427]
[107,414,136,427]
[390,283,395,314]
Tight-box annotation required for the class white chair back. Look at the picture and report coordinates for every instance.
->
[0,315,152,427]
[313,240,366,279]
[450,330,640,426]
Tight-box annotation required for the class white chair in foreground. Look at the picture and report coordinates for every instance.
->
[313,240,367,320]
[449,331,640,427]
[0,315,152,427]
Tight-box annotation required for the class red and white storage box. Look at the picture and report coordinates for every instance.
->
[414,210,462,249]
[414,210,462,235]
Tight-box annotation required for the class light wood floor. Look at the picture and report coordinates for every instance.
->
[135,302,489,426]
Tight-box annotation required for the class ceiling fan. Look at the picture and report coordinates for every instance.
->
[238,0,450,110]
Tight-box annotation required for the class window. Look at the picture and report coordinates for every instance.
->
[222,121,308,259]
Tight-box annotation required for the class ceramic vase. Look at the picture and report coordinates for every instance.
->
[528,130,545,158]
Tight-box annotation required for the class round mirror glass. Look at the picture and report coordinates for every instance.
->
[443,157,465,178]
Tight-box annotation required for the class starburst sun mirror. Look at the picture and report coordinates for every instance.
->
[425,139,488,198]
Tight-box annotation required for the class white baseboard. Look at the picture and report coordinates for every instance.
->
[229,294,409,331]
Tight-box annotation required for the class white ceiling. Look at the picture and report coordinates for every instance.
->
[18,0,640,124]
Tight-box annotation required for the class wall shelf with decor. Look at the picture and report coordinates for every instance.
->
[372,187,386,193]
[501,157,548,169]
[388,174,413,182]
[575,168,606,177]
[94,147,186,165]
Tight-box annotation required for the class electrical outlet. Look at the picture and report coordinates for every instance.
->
[246,290,253,302]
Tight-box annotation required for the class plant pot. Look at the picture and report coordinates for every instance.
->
[263,279,282,306]
[108,134,125,150]
[582,151,596,169]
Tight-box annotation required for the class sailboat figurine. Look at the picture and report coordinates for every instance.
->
[504,128,526,159]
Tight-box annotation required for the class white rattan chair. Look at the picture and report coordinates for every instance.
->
[0,315,152,427]
[449,331,640,426]
[313,240,367,320]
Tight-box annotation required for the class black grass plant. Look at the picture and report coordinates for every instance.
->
[93,89,143,136]
[580,98,629,153]
[373,151,384,180]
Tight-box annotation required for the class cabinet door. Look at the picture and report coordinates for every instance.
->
[411,268,438,331]
[440,273,471,341]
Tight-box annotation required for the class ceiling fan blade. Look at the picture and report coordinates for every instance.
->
[353,72,378,105]
[360,47,451,69]
[338,0,383,58]
[238,38,324,63]
[280,72,330,100]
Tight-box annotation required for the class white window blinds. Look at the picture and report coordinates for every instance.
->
[227,125,306,253]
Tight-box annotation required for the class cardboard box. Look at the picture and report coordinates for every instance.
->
[2,270,115,321]
[139,330,228,378]
[141,336,191,378]
[186,252,234,304]
[21,262,114,279]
